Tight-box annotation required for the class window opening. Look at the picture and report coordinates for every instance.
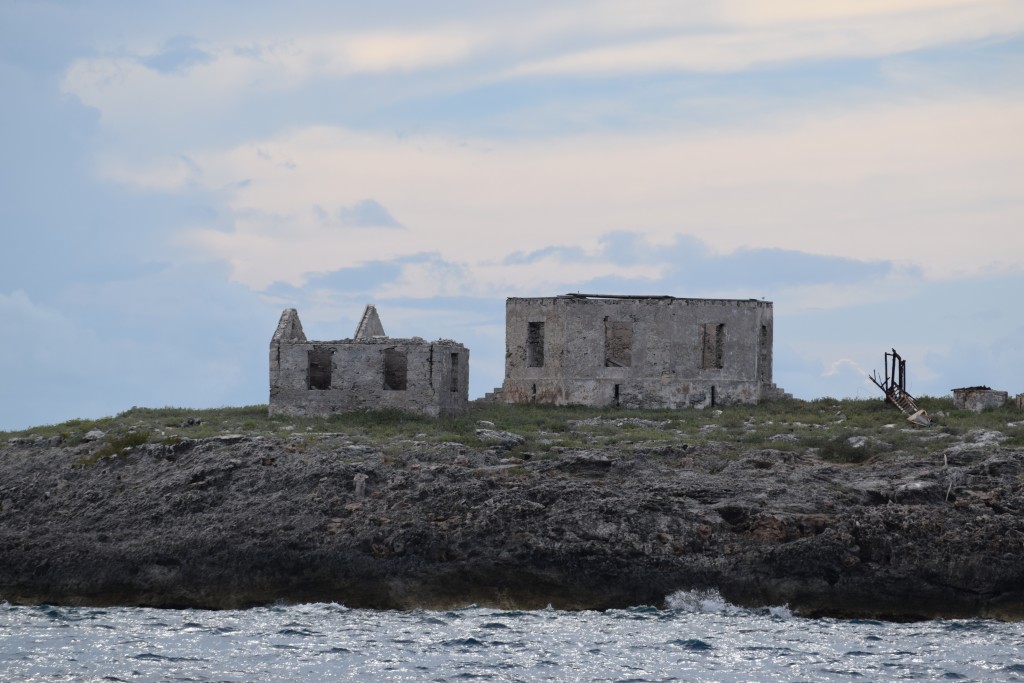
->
[613,384,621,407]
[701,323,725,369]
[450,352,459,392]
[383,348,408,390]
[527,322,545,367]
[307,347,334,390]
[759,325,770,382]
[604,320,633,367]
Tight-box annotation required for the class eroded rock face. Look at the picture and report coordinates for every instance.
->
[0,435,1022,620]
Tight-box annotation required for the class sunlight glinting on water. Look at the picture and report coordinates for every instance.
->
[2,593,1024,681]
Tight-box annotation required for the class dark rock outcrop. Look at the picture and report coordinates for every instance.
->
[1,435,1022,620]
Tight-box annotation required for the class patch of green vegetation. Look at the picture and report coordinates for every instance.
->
[6,394,1024,465]
[736,431,779,450]
[1,416,114,444]
[78,430,151,466]
[503,465,532,478]
[802,435,874,464]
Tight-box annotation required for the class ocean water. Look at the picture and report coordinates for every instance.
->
[2,591,1023,682]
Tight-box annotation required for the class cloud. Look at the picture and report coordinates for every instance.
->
[723,0,1007,25]
[337,199,403,228]
[341,29,481,72]
[596,233,901,289]
[59,1,1024,147]
[502,245,589,265]
[823,358,869,378]
[99,154,203,193]
[509,0,1024,76]
[139,90,1023,291]
[267,232,905,307]
[59,26,482,132]
[141,35,214,74]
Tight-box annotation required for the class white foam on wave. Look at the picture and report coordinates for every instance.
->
[274,601,350,614]
[665,588,792,619]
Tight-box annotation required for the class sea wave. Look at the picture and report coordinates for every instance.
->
[665,588,793,618]
[2,600,1023,681]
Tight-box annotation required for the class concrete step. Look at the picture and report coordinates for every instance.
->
[474,387,506,404]
[762,383,793,401]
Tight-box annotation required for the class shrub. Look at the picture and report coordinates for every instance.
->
[813,436,873,464]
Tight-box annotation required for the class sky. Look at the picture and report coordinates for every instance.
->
[1,0,1022,430]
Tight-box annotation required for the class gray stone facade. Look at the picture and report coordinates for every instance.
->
[951,387,1008,412]
[269,307,469,418]
[501,294,783,408]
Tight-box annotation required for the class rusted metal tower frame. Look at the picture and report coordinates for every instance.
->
[869,348,930,425]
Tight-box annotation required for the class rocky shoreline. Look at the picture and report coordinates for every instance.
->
[1,424,1023,620]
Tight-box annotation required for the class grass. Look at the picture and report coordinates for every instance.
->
[3,396,1023,464]
[77,429,152,466]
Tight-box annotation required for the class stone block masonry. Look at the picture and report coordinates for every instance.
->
[501,294,782,408]
[951,386,1008,412]
[270,307,469,418]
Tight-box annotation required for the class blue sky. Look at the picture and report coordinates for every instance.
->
[2,0,1023,430]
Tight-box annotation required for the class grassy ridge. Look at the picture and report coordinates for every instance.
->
[4,397,1024,464]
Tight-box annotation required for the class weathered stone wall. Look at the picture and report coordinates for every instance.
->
[502,296,773,408]
[951,387,1008,412]
[269,309,469,418]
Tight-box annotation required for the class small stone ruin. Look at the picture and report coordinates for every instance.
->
[951,386,1008,412]
[269,305,469,418]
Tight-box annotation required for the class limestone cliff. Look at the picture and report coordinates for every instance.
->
[1,432,1022,620]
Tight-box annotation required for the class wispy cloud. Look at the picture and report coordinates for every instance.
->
[120,92,1023,290]
[141,36,215,75]
[509,1,1024,76]
[822,358,869,378]
[61,1,1024,133]
[335,199,403,229]
[60,26,483,131]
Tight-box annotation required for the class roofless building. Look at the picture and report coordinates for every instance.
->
[499,294,787,408]
[269,306,469,418]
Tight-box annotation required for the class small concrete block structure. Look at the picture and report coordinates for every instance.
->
[951,386,1008,412]
[270,306,469,418]
[501,294,784,408]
